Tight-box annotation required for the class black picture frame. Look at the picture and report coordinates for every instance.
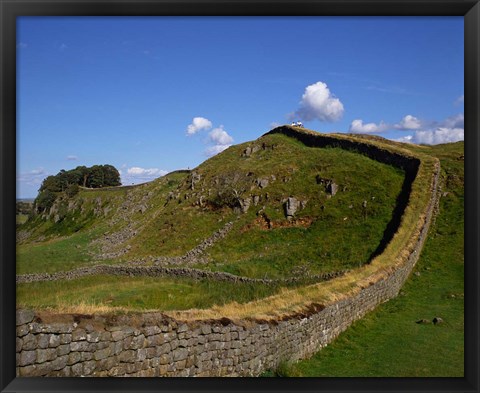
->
[1,1,478,392]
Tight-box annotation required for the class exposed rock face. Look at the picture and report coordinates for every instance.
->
[327,182,338,196]
[242,145,260,157]
[256,178,269,189]
[190,172,202,190]
[285,197,300,219]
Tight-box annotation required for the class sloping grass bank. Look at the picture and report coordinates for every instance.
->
[266,142,464,377]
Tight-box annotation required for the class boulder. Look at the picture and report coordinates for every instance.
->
[285,197,299,219]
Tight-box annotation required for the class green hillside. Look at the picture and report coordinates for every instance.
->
[17,129,406,310]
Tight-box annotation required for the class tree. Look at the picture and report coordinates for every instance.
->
[34,189,56,213]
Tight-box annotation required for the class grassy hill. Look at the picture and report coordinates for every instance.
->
[17,132,406,278]
[266,141,464,377]
[16,127,463,376]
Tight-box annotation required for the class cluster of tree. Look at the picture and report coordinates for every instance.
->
[35,165,121,213]
[16,201,33,215]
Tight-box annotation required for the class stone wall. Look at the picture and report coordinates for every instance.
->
[15,129,441,377]
[16,264,345,285]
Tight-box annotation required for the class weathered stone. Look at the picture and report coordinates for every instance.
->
[67,351,82,365]
[87,332,101,343]
[70,341,89,352]
[16,324,29,337]
[71,362,83,376]
[94,347,111,361]
[16,338,23,353]
[327,182,338,196]
[144,326,162,336]
[131,334,146,349]
[118,350,136,363]
[137,348,147,362]
[49,334,61,348]
[22,334,37,351]
[111,330,126,341]
[83,360,96,375]
[57,344,70,356]
[16,310,35,326]
[201,325,212,335]
[146,334,164,347]
[72,328,87,341]
[51,355,68,371]
[256,178,269,189]
[36,348,57,363]
[18,350,36,366]
[173,347,188,362]
[59,334,72,345]
[284,197,299,218]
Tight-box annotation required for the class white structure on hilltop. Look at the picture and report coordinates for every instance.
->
[291,121,304,127]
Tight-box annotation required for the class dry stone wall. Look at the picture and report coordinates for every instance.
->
[16,128,441,377]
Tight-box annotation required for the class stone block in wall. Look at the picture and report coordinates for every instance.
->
[57,344,70,356]
[94,347,112,361]
[17,324,29,338]
[18,350,36,366]
[96,356,117,372]
[21,334,37,351]
[16,310,35,326]
[144,326,162,336]
[159,353,172,365]
[16,338,23,353]
[70,341,89,352]
[146,334,164,347]
[87,332,101,343]
[118,349,135,363]
[173,347,188,362]
[59,333,72,345]
[71,362,83,376]
[156,343,171,356]
[67,351,81,366]
[72,329,87,341]
[201,325,212,335]
[108,364,126,377]
[51,355,68,371]
[49,334,61,348]
[81,351,93,361]
[83,360,96,375]
[36,348,57,363]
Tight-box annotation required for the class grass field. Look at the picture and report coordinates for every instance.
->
[264,141,464,377]
[17,275,287,312]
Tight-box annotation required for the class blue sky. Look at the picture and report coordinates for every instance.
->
[17,16,464,198]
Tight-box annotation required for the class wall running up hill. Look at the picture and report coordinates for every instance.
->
[15,129,440,377]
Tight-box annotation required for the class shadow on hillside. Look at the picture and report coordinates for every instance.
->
[367,169,416,262]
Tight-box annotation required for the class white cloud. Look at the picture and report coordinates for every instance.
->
[205,125,234,157]
[17,42,28,49]
[455,95,464,105]
[208,126,234,146]
[441,113,464,129]
[186,117,213,135]
[66,155,78,161]
[121,167,168,185]
[412,127,464,145]
[294,81,344,122]
[205,144,231,156]
[394,115,422,130]
[394,135,414,144]
[394,112,465,145]
[349,119,388,134]
[16,168,47,186]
